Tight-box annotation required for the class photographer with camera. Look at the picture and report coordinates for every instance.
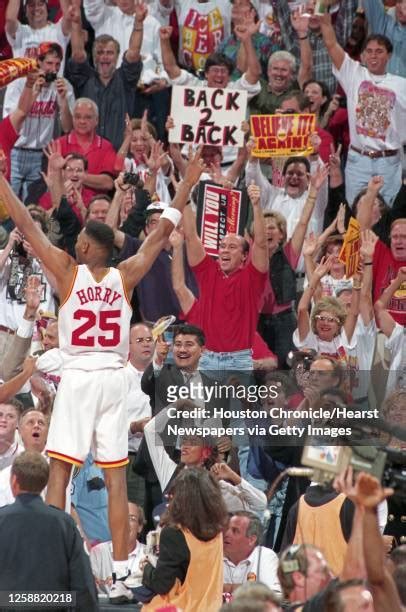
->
[3,41,75,201]
[0,210,56,362]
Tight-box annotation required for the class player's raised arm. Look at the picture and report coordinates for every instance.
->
[0,172,75,294]
[119,148,205,294]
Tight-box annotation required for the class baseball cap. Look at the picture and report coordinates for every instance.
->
[145,202,169,215]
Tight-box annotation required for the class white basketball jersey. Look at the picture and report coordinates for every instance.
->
[58,265,132,370]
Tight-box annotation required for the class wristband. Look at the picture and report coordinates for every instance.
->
[160,207,182,227]
[17,317,35,338]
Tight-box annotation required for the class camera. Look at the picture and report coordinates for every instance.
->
[302,434,406,499]
[44,72,57,83]
[122,171,142,188]
[14,240,27,259]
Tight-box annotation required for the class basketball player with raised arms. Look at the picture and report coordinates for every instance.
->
[0,150,205,604]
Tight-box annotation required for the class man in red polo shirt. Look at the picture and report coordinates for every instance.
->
[182,184,268,373]
[373,218,406,326]
[54,97,117,195]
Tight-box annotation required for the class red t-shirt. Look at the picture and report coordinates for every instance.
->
[373,239,406,325]
[190,254,267,352]
[55,132,117,196]
[182,301,276,361]
[0,115,18,180]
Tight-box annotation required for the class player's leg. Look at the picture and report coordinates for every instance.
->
[103,466,129,562]
[94,368,132,602]
[46,458,73,509]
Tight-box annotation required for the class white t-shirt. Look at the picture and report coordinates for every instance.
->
[320,275,353,298]
[293,328,357,361]
[385,323,406,394]
[124,158,172,204]
[245,158,328,269]
[0,453,71,511]
[333,53,406,151]
[90,540,146,595]
[223,546,281,594]
[0,256,56,331]
[4,78,75,149]
[6,21,69,74]
[347,317,377,400]
[83,0,167,79]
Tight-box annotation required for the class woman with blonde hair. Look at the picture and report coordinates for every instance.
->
[294,257,360,361]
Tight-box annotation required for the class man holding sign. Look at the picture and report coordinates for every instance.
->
[169,84,247,148]
[161,23,261,166]
[182,184,268,373]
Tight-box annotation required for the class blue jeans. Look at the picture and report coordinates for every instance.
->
[345,148,402,206]
[10,148,44,201]
[199,348,267,492]
[199,348,253,379]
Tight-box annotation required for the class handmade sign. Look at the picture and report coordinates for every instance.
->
[339,216,361,278]
[250,113,316,158]
[196,181,248,258]
[169,85,247,147]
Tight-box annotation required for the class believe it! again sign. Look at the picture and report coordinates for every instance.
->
[169,85,248,147]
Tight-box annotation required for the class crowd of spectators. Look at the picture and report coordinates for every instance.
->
[0,0,406,610]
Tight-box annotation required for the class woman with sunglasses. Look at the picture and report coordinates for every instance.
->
[293,256,360,361]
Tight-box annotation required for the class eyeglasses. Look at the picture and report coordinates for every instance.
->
[207,67,229,75]
[134,336,153,344]
[315,315,340,324]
